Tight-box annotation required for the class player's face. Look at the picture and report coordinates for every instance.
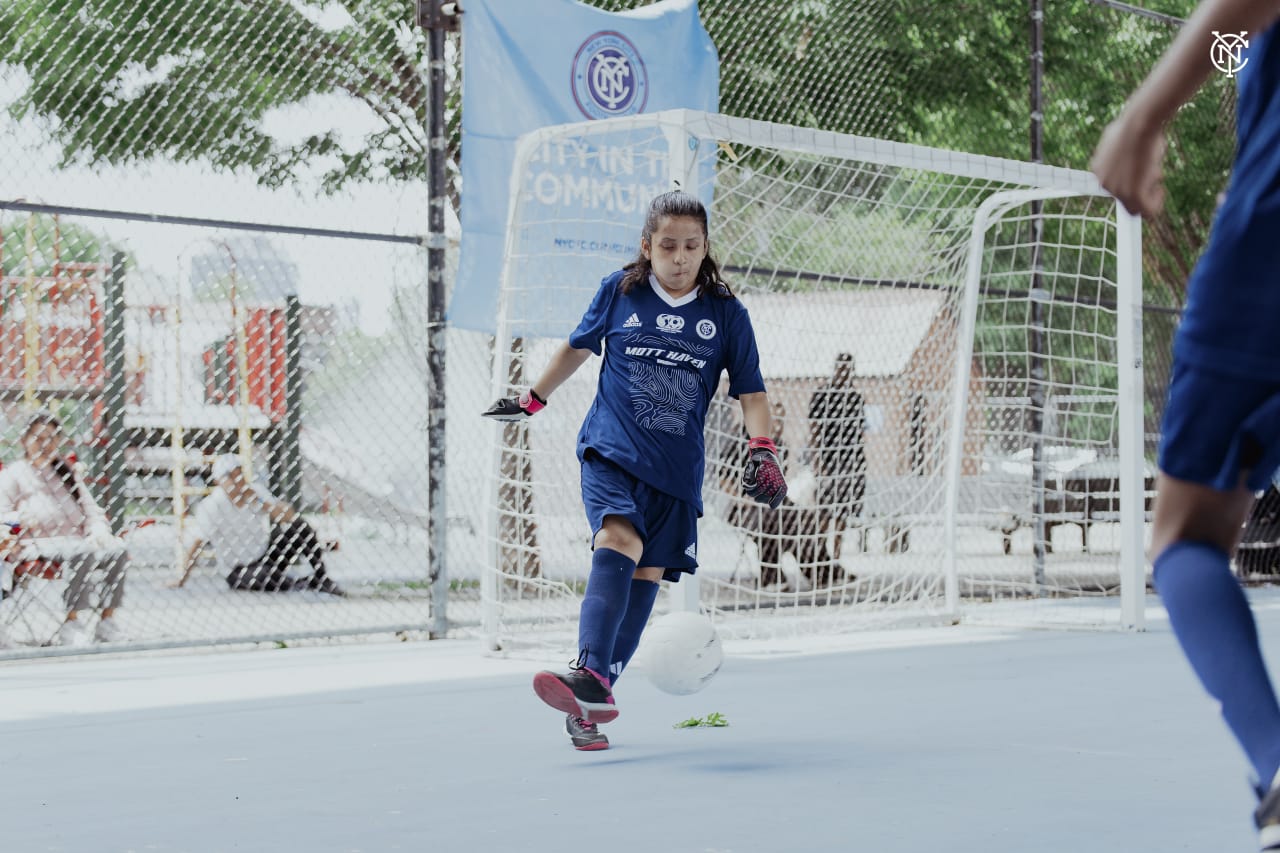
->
[22,423,61,467]
[643,216,707,296]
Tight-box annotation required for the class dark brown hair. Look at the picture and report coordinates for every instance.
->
[23,411,80,501]
[618,190,733,299]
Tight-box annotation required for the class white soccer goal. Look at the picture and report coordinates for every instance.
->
[479,109,1145,656]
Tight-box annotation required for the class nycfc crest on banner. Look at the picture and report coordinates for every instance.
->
[455,0,719,335]
[572,31,649,119]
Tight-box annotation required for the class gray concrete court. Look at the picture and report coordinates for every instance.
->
[3,592,1278,853]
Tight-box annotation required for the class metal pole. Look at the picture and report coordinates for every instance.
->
[21,214,38,411]
[103,252,127,531]
[1028,0,1048,591]
[1116,210,1146,630]
[419,0,458,639]
[281,294,303,508]
[223,243,255,480]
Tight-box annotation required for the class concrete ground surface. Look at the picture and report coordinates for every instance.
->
[4,591,1277,853]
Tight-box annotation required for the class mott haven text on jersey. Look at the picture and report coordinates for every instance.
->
[623,344,708,370]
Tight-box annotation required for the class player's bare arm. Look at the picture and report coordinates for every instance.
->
[482,342,592,420]
[529,342,592,400]
[738,391,773,440]
[1091,0,1280,217]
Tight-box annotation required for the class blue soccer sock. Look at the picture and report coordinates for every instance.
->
[577,548,637,679]
[1155,540,1280,787]
[608,578,660,686]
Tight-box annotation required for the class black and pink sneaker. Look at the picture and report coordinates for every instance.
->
[565,714,609,751]
[533,665,618,724]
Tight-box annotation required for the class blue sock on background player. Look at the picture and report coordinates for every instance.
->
[1155,540,1280,788]
[578,548,637,680]
[609,578,660,685]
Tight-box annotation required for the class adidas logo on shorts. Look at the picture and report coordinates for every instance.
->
[623,313,642,328]
[685,541,697,558]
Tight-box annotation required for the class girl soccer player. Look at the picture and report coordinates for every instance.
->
[1091,1,1280,847]
[483,190,787,750]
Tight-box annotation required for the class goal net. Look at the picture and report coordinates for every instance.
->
[480,109,1145,656]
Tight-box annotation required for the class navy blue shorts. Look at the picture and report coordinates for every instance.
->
[1159,359,1280,492]
[580,450,699,581]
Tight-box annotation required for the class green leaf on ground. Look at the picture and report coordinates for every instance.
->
[673,712,729,729]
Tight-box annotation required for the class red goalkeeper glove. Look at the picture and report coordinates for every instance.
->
[482,389,546,421]
[742,437,787,509]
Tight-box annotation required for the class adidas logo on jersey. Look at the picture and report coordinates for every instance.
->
[623,313,642,328]
[684,541,697,558]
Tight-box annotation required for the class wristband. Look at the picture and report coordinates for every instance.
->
[520,389,547,414]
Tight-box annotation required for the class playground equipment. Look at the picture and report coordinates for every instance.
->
[0,215,106,403]
[0,215,302,524]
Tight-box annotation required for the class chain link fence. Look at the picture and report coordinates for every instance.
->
[592,0,1215,461]
[0,1,461,654]
[0,0,1222,656]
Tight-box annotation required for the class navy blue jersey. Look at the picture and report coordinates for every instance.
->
[1177,24,1280,377]
[568,269,766,512]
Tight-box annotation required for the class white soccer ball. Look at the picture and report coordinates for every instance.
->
[643,610,724,695]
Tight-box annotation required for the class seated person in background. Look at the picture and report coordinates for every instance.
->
[0,525,18,649]
[171,454,344,596]
[0,411,128,646]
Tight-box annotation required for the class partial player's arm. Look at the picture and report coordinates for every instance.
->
[740,391,772,440]
[739,391,788,509]
[482,342,593,420]
[1091,0,1280,217]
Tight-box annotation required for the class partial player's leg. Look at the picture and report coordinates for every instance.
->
[1150,361,1280,849]
[1154,474,1280,849]
[606,485,700,681]
[607,571,662,685]
[269,519,345,595]
[532,514,642,724]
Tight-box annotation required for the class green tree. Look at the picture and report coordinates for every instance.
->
[1,213,118,276]
[587,0,1227,304]
[3,0,1227,303]
[0,0,455,196]
[884,0,1228,304]
[190,273,260,305]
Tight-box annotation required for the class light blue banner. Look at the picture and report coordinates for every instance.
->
[454,0,719,334]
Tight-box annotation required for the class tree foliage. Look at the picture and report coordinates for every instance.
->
[587,0,1228,303]
[880,0,1229,304]
[1,213,118,276]
[0,0,449,194]
[1,0,1229,303]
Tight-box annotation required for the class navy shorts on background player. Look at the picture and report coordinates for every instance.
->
[1159,360,1280,492]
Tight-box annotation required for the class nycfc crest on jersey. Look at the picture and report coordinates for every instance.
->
[568,270,766,511]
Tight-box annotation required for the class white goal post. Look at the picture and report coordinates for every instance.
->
[479,108,1145,657]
